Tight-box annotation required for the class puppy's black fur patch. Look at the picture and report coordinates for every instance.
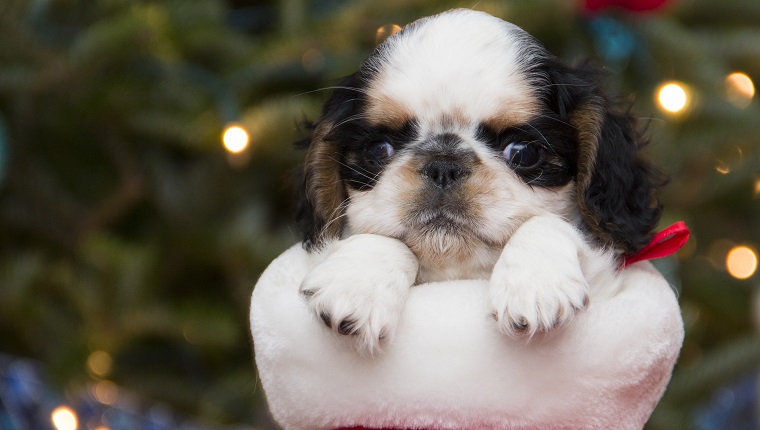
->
[539,58,667,254]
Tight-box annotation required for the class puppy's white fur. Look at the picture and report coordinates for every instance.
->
[364,10,542,127]
[299,9,627,354]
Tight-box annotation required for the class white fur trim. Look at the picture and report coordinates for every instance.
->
[251,244,683,430]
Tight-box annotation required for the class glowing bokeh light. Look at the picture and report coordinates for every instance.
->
[754,178,760,198]
[725,72,755,108]
[93,380,119,405]
[375,24,402,45]
[657,82,689,113]
[714,160,730,175]
[51,406,78,430]
[87,350,112,377]
[222,124,250,154]
[726,246,758,280]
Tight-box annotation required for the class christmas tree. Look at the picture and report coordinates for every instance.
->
[0,0,758,428]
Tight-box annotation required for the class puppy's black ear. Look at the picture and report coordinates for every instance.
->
[296,75,362,251]
[544,61,667,255]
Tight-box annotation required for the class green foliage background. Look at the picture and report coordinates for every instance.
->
[0,0,758,428]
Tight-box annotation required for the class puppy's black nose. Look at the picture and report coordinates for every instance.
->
[422,159,468,190]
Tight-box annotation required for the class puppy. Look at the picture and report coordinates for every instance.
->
[295,9,664,354]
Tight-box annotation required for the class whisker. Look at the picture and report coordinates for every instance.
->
[523,122,562,158]
[327,155,378,183]
[531,113,577,129]
[291,86,372,98]
[319,198,351,236]
[335,112,369,126]
[542,82,596,89]
[525,170,544,185]
[326,112,372,134]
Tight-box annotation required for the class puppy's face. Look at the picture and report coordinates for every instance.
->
[298,9,663,280]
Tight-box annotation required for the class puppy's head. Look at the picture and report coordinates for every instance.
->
[297,9,664,272]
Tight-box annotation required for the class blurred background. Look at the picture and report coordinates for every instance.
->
[0,0,758,429]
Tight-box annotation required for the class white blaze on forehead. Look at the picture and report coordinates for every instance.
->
[365,9,542,128]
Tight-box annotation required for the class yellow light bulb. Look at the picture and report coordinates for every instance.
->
[222,124,250,154]
[51,406,78,430]
[726,246,758,280]
[714,160,730,175]
[92,380,119,405]
[725,72,755,108]
[86,350,112,377]
[657,82,690,114]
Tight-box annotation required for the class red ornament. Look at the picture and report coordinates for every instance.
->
[582,0,671,13]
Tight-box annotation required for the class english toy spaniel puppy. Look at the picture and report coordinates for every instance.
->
[295,9,665,354]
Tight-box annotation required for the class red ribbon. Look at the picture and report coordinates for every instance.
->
[622,221,690,268]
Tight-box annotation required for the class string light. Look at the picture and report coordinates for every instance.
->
[92,380,119,405]
[714,160,730,175]
[375,24,402,45]
[86,350,112,377]
[726,245,758,280]
[725,72,755,108]
[51,406,78,430]
[222,124,250,154]
[656,81,690,114]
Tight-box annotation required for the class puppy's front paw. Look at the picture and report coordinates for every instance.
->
[299,235,418,355]
[488,218,590,339]
[489,263,589,338]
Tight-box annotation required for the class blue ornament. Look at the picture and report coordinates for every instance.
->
[587,16,637,63]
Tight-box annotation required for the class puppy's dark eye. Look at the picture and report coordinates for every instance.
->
[367,141,395,164]
[503,141,542,168]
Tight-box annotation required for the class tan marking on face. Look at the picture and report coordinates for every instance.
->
[365,84,540,131]
[461,167,499,234]
[568,99,609,246]
[569,100,604,190]
[363,93,413,128]
[304,121,347,243]
[396,157,424,203]
[482,99,542,130]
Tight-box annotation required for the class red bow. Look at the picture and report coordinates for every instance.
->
[622,221,690,268]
